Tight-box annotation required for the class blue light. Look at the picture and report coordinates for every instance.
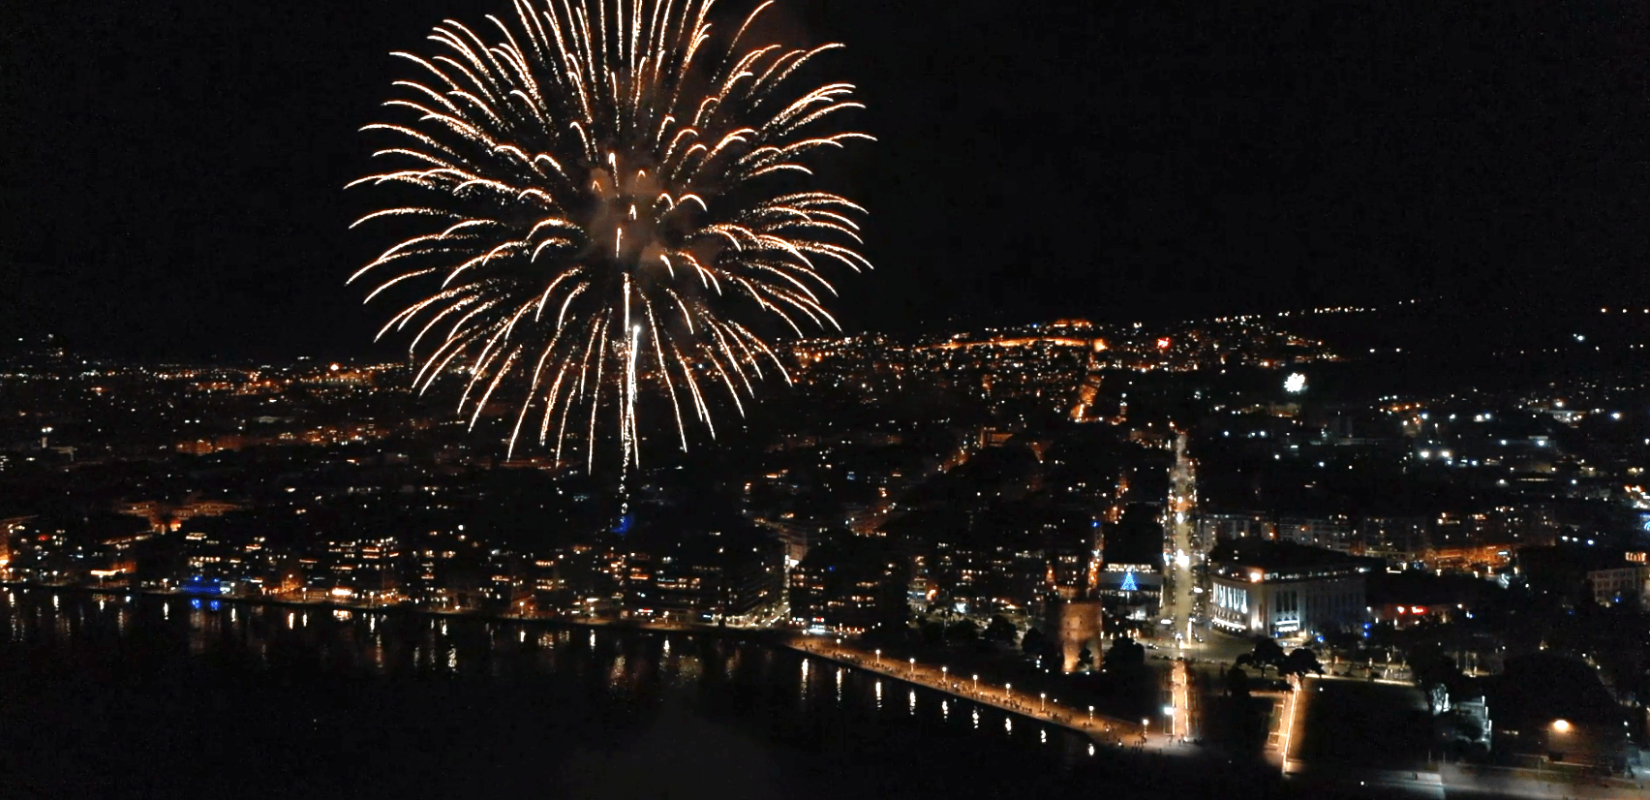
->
[614,514,634,536]
[209,600,220,611]
[1092,521,1101,528]
[190,598,201,609]
[181,577,224,596]
[1120,570,1139,592]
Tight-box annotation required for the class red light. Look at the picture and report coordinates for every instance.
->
[1412,606,1426,615]
[1156,338,1171,350]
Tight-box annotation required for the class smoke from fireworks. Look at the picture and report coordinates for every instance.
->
[350,0,871,471]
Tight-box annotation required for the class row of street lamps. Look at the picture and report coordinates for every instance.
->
[865,646,1101,723]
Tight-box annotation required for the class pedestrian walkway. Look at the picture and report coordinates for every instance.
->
[788,637,1188,755]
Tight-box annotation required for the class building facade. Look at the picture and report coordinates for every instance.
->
[1208,542,1369,638]
[1587,563,1649,607]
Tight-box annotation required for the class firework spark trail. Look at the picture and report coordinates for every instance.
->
[352,0,870,471]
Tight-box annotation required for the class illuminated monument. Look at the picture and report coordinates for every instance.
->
[1040,517,1104,673]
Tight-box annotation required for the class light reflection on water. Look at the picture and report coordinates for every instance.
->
[2,591,1102,773]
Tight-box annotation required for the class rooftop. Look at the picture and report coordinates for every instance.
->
[1207,539,1375,576]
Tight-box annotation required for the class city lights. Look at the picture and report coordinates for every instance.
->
[5,0,1646,794]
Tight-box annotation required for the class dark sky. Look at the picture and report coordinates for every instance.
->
[5,1,1650,359]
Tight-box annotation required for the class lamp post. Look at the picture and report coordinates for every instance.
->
[941,665,948,687]
[1088,705,1094,722]
[875,649,881,666]
[1040,692,1047,712]
[972,674,979,694]
[908,657,915,678]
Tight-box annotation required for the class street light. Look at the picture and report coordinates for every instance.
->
[941,665,948,686]
[1552,719,1572,733]
[1088,705,1094,722]
[875,649,881,665]
[1040,692,1047,712]
[972,674,979,694]
[908,657,915,678]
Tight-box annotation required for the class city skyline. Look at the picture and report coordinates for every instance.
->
[2,287,1647,798]
[4,1,1650,797]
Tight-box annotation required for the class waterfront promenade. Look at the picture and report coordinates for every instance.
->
[785,635,1188,754]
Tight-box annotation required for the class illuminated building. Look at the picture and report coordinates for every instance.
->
[1521,545,1650,606]
[1275,516,1354,552]
[1207,541,1370,638]
[1587,561,1650,607]
[788,539,906,634]
[0,515,28,573]
[1042,596,1102,673]
[1095,505,1162,605]
[618,523,783,623]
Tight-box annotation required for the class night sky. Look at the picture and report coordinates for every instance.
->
[5,1,1650,359]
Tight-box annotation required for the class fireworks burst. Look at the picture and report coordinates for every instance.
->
[350,0,871,472]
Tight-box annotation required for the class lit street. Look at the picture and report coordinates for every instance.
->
[790,636,1194,754]
[1160,431,1203,658]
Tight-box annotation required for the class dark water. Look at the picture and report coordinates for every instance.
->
[0,589,1268,799]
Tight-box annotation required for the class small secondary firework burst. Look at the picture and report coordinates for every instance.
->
[350,0,871,472]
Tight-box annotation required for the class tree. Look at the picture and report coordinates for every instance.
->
[947,619,979,645]
[1103,636,1146,673]
[984,615,1018,647]
[1077,646,1095,671]
[1020,627,1047,658]
[1409,646,1469,713]
[1279,648,1325,683]
[1225,664,1251,698]
[920,620,946,646]
[1240,637,1286,676]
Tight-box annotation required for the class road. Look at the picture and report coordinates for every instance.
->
[1434,763,1648,799]
[1160,431,1203,657]
[849,441,973,535]
[1282,675,1648,798]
